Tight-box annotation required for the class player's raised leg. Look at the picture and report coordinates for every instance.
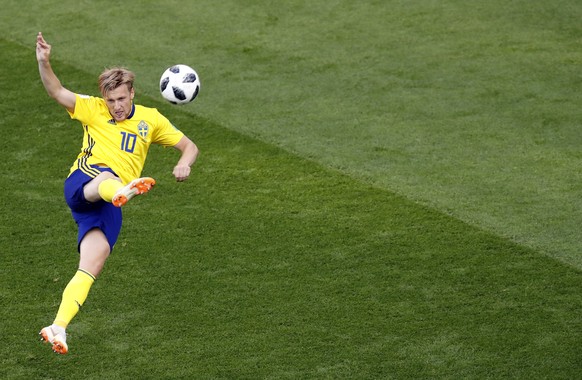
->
[82,172,156,207]
[112,177,156,207]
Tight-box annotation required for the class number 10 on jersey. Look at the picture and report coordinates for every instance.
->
[120,132,137,153]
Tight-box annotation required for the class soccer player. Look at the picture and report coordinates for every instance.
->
[35,32,199,354]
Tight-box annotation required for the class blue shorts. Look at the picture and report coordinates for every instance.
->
[64,167,122,252]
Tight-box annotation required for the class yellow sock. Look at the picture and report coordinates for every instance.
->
[98,178,123,203]
[53,270,96,328]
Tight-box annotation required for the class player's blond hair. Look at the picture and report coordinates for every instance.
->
[98,67,135,96]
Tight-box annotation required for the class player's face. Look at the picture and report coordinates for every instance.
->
[105,85,135,122]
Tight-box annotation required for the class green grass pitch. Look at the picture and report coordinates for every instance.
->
[1,1,581,378]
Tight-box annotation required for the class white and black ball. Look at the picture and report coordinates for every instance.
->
[160,64,200,105]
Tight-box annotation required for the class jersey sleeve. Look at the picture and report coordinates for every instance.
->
[67,94,100,124]
[151,110,185,147]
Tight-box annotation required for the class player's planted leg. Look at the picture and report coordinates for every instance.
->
[40,325,68,354]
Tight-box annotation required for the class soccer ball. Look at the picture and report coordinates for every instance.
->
[159,64,200,105]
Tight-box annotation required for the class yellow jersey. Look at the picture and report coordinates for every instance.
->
[67,94,184,184]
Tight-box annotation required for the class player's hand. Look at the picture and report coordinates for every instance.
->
[36,32,51,63]
[173,164,191,182]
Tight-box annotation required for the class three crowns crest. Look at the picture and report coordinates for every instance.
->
[137,121,149,139]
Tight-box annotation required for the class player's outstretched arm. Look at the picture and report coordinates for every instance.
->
[36,32,76,113]
[172,136,199,182]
